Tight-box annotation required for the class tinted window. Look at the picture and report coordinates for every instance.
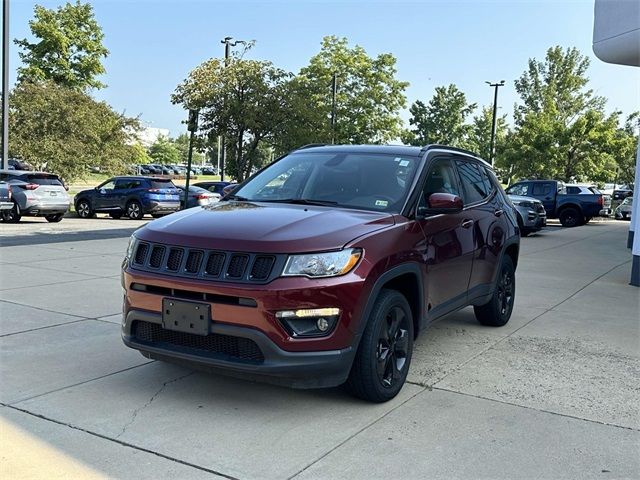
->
[456,161,489,203]
[115,179,140,190]
[26,174,63,186]
[148,179,176,189]
[532,183,552,196]
[566,186,580,194]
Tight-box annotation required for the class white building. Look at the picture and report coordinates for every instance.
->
[129,126,171,148]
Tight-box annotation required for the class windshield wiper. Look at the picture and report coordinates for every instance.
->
[258,198,339,207]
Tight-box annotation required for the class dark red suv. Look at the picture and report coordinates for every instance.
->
[122,145,519,402]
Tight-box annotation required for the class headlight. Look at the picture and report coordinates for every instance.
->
[513,200,535,208]
[282,249,362,278]
[125,234,138,261]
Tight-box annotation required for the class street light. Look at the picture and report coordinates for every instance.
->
[219,37,246,181]
[486,80,505,165]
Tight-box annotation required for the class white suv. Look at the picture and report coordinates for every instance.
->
[0,170,70,223]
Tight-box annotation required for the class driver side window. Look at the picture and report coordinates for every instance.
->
[422,159,460,207]
[99,180,115,191]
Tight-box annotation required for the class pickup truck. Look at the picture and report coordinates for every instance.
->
[505,180,604,227]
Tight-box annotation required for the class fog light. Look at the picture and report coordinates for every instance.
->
[276,308,340,337]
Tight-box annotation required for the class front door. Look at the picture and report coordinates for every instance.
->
[417,156,475,317]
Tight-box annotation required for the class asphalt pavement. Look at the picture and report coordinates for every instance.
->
[0,217,638,479]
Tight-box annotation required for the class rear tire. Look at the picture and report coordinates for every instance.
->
[45,213,64,223]
[76,199,93,219]
[559,208,582,227]
[346,289,414,403]
[474,255,515,327]
[126,200,144,220]
[2,202,21,223]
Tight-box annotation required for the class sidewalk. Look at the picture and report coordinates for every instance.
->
[1,220,638,479]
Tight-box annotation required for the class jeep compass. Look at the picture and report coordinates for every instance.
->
[122,145,520,402]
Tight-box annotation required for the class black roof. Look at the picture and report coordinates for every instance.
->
[292,144,486,163]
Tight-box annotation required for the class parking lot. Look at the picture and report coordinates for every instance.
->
[0,217,638,479]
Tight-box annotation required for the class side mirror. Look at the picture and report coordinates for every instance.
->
[417,193,464,217]
[99,188,106,195]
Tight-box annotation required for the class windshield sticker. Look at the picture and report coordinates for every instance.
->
[399,160,409,167]
[394,157,401,162]
[375,200,389,207]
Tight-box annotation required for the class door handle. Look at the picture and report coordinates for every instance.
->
[494,209,503,217]
[461,219,474,229]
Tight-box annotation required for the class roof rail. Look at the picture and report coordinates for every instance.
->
[296,143,327,150]
[420,144,481,158]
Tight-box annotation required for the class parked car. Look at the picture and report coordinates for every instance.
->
[7,159,32,171]
[615,196,633,220]
[565,185,612,216]
[0,170,70,223]
[192,181,233,195]
[612,188,633,201]
[146,165,163,175]
[0,181,13,213]
[176,185,221,208]
[505,180,604,227]
[507,195,547,236]
[202,166,219,175]
[122,144,520,402]
[74,176,180,220]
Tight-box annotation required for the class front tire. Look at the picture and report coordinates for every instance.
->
[76,199,93,219]
[474,255,515,327]
[559,208,582,227]
[346,289,414,403]
[44,213,64,223]
[126,200,144,220]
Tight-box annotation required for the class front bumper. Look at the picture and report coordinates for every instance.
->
[122,308,355,388]
[518,207,546,231]
[0,201,12,211]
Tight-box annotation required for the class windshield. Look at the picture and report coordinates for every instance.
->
[232,152,421,213]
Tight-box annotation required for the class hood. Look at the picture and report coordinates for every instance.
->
[508,194,541,204]
[136,201,396,253]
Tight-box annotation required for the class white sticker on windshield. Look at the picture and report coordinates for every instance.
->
[399,160,409,167]
[394,157,401,162]
[375,200,389,207]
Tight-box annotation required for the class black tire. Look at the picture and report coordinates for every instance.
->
[474,255,515,327]
[2,202,21,223]
[151,214,165,219]
[126,200,144,220]
[76,199,93,218]
[109,212,123,219]
[559,207,582,228]
[44,213,64,223]
[516,215,530,237]
[346,289,414,403]
[583,216,592,224]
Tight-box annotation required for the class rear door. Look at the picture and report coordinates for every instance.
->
[530,182,556,214]
[416,154,474,314]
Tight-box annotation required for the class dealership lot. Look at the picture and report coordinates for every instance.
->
[0,219,638,479]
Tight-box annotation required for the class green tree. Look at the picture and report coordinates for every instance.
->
[402,84,476,147]
[173,133,205,165]
[466,106,509,161]
[148,136,180,165]
[9,81,137,181]
[172,56,292,180]
[292,36,408,146]
[15,1,109,90]
[500,46,624,183]
[131,143,152,165]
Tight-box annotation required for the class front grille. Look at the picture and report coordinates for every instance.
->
[251,256,275,280]
[227,254,249,278]
[134,243,149,265]
[149,246,165,268]
[535,204,546,214]
[131,242,284,283]
[166,248,183,271]
[132,321,264,363]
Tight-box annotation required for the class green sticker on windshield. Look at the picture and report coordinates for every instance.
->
[375,200,389,207]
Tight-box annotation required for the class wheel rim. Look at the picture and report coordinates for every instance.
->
[564,212,577,227]
[376,306,410,388]
[496,268,514,316]
[128,203,140,217]
[78,202,89,217]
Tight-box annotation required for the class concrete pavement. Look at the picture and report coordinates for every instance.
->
[0,218,638,479]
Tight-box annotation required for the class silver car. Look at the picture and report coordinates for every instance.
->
[0,170,70,223]
[614,196,633,220]
[508,194,547,236]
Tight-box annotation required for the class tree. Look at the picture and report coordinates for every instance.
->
[500,46,627,183]
[292,36,408,146]
[131,143,152,165]
[9,81,138,181]
[148,136,180,165]
[466,106,509,161]
[173,133,205,165]
[402,84,476,147]
[172,56,292,180]
[15,1,109,90]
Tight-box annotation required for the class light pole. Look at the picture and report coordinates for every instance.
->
[219,37,246,181]
[1,0,9,169]
[331,73,338,144]
[486,80,505,165]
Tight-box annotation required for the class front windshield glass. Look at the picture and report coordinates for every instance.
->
[232,152,421,213]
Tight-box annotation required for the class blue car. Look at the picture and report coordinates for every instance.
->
[74,176,180,220]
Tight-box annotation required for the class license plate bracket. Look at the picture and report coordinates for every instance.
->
[162,299,210,336]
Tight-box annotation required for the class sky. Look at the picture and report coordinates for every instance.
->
[6,0,640,137]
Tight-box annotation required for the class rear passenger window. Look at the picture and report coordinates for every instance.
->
[456,161,490,204]
[532,183,552,196]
